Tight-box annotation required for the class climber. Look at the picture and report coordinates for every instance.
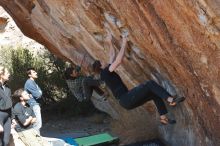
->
[92,31,185,125]
[65,58,106,102]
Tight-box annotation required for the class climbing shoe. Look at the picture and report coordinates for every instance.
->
[160,118,176,125]
[169,96,185,106]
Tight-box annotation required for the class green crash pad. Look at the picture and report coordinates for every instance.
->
[74,133,118,146]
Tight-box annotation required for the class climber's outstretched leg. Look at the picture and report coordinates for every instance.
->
[141,80,185,106]
[119,81,175,124]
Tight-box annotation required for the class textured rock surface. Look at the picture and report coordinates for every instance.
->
[0,16,7,32]
[0,6,43,50]
[1,0,220,146]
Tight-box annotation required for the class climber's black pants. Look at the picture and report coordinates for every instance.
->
[119,80,169,115]
[82,77,104,99]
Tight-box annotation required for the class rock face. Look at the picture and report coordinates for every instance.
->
[1,0,220,146]
[0,17,7,32]
[0,6,44,50]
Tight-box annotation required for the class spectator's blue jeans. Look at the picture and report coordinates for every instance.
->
[32,104,42,134]
[119,80,169,115]
[28,98,42,134]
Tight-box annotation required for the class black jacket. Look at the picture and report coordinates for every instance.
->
[0,83,12,111]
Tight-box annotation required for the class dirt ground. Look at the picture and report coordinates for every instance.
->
[41,113,113,140]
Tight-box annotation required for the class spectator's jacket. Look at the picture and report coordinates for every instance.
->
[0,82,12,111]
[24,79,42,106]
[13,102,36,132]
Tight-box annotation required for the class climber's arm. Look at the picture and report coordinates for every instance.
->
[106,31,115,64]
[109,36,127,72]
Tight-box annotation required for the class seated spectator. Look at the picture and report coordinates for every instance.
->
[12,88,50,146]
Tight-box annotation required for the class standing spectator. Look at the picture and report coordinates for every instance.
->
[24,68,42,133]
[0,66,13,146]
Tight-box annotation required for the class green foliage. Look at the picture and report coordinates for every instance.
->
[0,46,13,67]
[9,48,38,91]
[9,47,67,101]
[7,47,96,116]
